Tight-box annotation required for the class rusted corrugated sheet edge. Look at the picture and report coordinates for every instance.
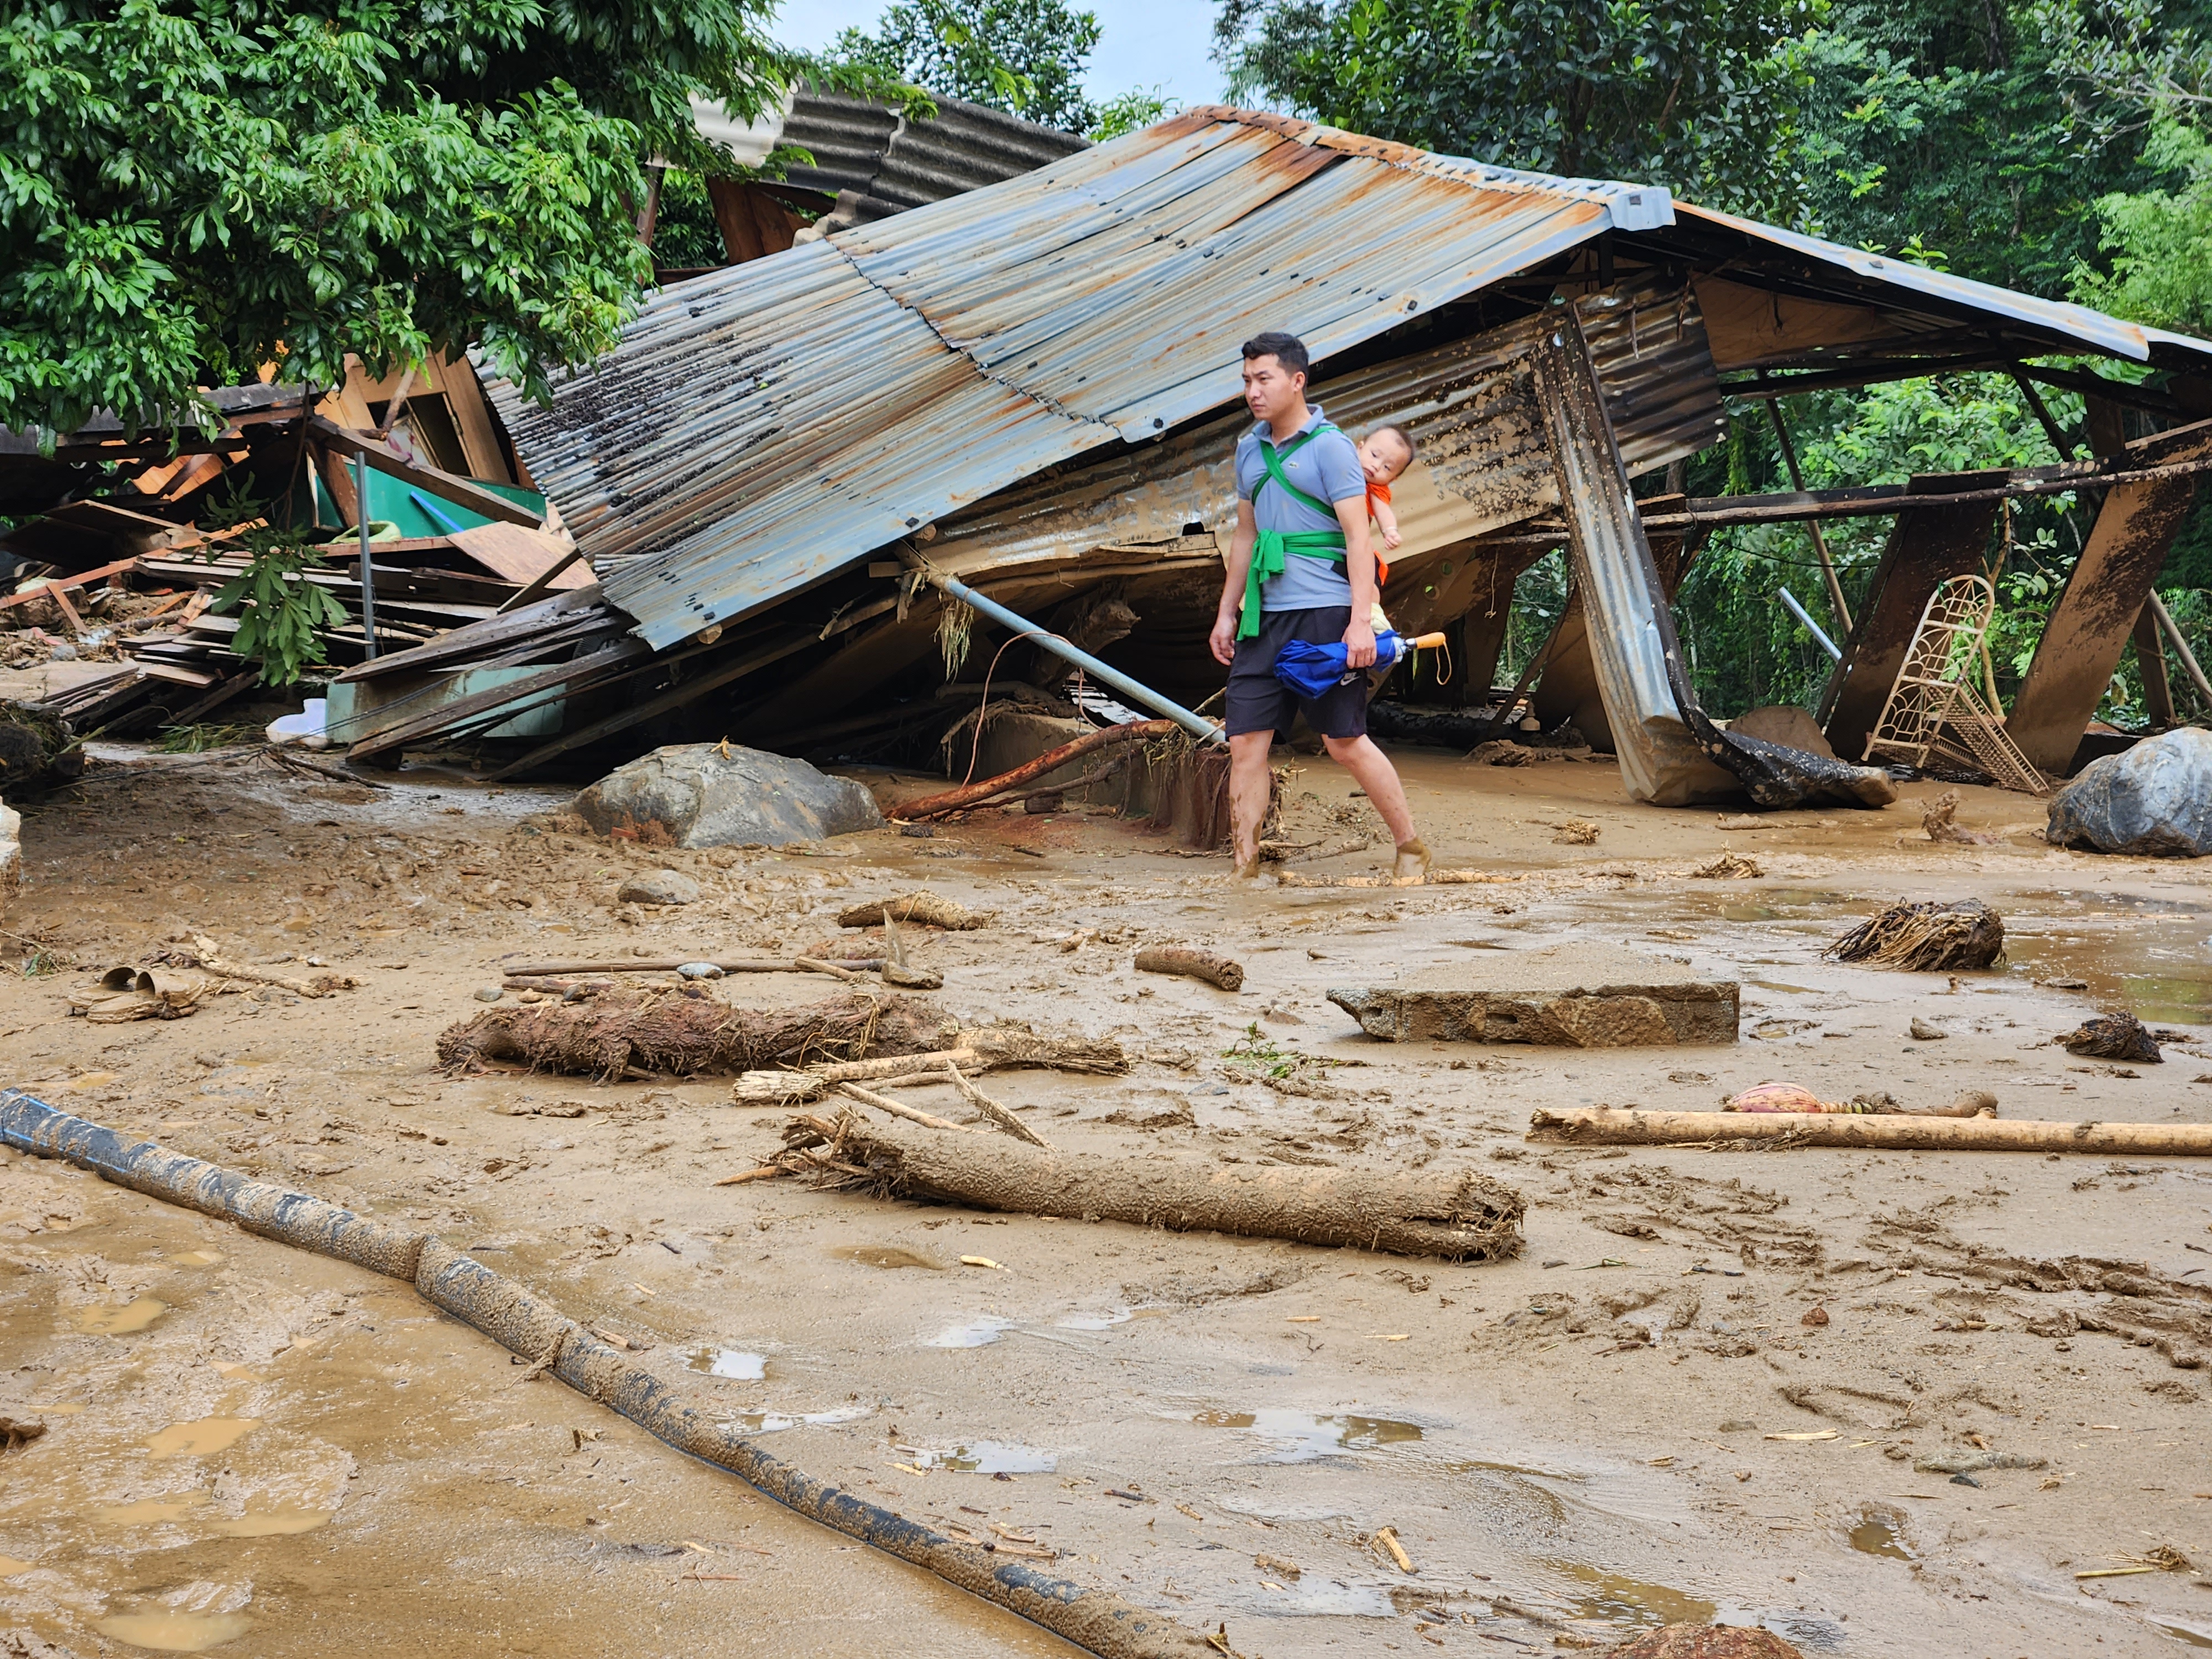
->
[1672,202,2212,366]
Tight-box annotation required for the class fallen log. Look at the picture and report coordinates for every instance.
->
[837,1081,974,1133]
[437,992,958,1081]
[836,891,988,931]
[1529,1107,2212,1155]
[1134,947,1245,993]
[893,720,1176,820]
[794,1112,1523,1259]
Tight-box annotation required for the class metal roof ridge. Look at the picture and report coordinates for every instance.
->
[1173,105,1676,229]
[815,231,1112,437]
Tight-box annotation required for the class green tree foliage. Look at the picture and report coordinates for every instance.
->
[1790,1,2182,295]
[0,0,808,439]
[836,0,1103,133]
[1092,87,1180,140]
[1212,0,1824,216]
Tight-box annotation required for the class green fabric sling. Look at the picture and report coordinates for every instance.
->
[1238,422,1349,640]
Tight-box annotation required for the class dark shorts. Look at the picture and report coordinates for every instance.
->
[1224,606,1369,742]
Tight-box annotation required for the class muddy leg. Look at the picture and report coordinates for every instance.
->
[1321,734,1425,875]
[1228,730,1275,876]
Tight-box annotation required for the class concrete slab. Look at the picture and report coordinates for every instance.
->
[1328,943,1738,1046]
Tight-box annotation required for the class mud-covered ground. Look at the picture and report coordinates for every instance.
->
[3,742,2210,1658]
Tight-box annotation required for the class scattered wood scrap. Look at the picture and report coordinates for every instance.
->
[1134,947,1244,992]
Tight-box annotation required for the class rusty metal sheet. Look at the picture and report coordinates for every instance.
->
[1673,204,2212,367]
[486,108,1666,651]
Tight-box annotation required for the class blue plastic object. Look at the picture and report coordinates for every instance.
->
[1272,631,1410,700]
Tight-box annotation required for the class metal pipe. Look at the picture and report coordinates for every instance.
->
[1779,586,1843,661]
[1762,379,1853,634]
[355,452,378,661]
[907,562,1225,745]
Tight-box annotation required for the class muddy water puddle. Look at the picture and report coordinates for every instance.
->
[686,1347,768,1380]
[834,1244,944,1270]
[1193,1408,1424,1463]
[1850,1514,1913,1559]
[71,1295,169,1334]
[93,1609,255,1652]
[1553,1563,1717,1626]
[146,1418,258,1458]
[899,1441,1057,1473]
[926,1315,1015,1348]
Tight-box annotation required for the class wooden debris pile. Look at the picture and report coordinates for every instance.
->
[2,359,590,740]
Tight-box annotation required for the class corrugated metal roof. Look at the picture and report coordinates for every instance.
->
[493,107,1663,650]
[779,91,1090,223]
[1671,203,2212,366]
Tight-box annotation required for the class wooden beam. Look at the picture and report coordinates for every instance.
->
[0,556,141,614]
[1818,471,2006,760]
[2007,420,2212,774]
[2134,603,2176,727]
[307,416,539,528]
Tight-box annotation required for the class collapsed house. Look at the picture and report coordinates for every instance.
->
[324,106,2212,806]
[15,106,2212,808]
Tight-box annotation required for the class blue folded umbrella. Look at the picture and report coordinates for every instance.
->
[1272,631,1411,700]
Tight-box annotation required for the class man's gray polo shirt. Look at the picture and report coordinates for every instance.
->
[1234,401,1365,613]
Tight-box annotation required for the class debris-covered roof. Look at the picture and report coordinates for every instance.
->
[487,107,1666,650]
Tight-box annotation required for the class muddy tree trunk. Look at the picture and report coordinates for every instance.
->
[807,1114,1524,1260]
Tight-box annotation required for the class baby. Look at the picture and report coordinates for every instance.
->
[1358,424,1417,559]
[1355,423,1417,635]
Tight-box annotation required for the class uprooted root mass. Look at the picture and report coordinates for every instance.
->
[1822,898,2004,971]
[436,992,958,1081]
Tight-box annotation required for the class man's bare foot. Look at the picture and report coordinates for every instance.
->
[1392,836,1430,883]
[1233,857,1262,881]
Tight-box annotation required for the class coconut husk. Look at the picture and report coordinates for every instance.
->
[435,992,959,1081]
[1822,898,2004,971]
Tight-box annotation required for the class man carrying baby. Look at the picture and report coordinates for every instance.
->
[1208,330,1430,884]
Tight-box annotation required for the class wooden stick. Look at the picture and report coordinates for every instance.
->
[895,720,1175,820]
[795,956,863,983]
[837,1082,977,1134]
[810,1048,982,1083]
[1529,1108,2212,1155]
[1374,1527,1417,1574]
[0,556,142,615]
[944,1060,1048,1147]
[712,1166,788,1186]
[2148,590,2212,710]
[502,957,882,977]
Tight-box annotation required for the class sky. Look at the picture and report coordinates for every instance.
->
[770,0,1228,114]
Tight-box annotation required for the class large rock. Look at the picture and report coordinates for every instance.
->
[573,744,884,848]
[2047,727,2212,856]
[1329,943,1738,1047]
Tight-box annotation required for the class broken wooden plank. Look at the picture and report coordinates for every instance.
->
[308,416,540,529]
[448,521,592,591]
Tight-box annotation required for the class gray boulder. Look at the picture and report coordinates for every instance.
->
[2047,727,2212,855]
[617,868,701,905]
[574,743,884,848]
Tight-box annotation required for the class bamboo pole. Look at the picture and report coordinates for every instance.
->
[1528,1107,2212,1155]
